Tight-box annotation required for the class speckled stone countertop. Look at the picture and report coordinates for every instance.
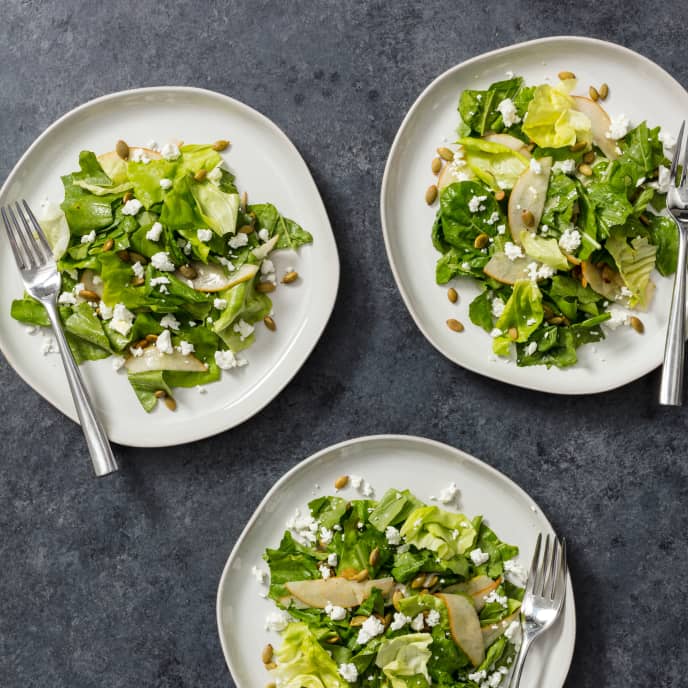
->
[2,1,688,686]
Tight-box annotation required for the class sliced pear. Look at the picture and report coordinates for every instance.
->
[80,269,104,298]
[581,261,624,301]
[508,157,552,244]
[443,576,501,612]
[436,593,485,666]
[483,253,532,285]
[252,234,279,261]
[283,577,394,609]
[176,262,258,293]
[483,134,532,158]
[125,347,208,374]
[438,160,475,190]
[572,96,619,160]
[481,610,520,648]
[97,147,163,186]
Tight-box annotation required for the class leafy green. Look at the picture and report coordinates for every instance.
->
[468,290,494,333]
[493,280,544,356]
[606,232,657,308]
[189,179,240,236]
[521,231,569,270]
[458,137,528,190]
[375,634,433,688]
[369,489,423,531]
[265,531,321,602]
[458,78,526,136]
[127,371,174,412]
[649,214,678,276]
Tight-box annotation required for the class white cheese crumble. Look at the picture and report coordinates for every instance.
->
[490,327,503,338]
[326,602,347,621]
[389,612,412,631]
[197,228,213,242]
[496,224,506,235]
[159,178,173,190]
[111,303,135,336]
[659,131,676,150]
[468,670,487,683]
[132,261,145,280]
[156,329,174,354]
[160,314,180,330]
[251,566,267,584]
[151,252,175,271]
[504,619,522,643]
[160,142,181,161]
[469,548,490,566]
[338,663,359,683]
[410,613,425,631]
[130,149,150,164]
[524,341,538,356]
[653,164,672,194]
[285,509,319,545]
[606,113,631,140]
[233,319,254,341]
[150,276,170,287]
[319,563,332,580]
[229,233,249,249]
[468,195,487,213]
[604,305,632,330]
[485,590,508,606]
[320,527,334,545]
[80,230,96,244]
[146,222,163,242]
[146,139,160,152]
[426,609,441,627]
[496,98,521,127]
[486,211,500,225]
[178,340,195,356]
[218,257,235,271]
[264,610,290,632]
[552,158,576,175]
[122,199,143,216]
[58,291,78,305]
[437,481,459,504]
[385,526,402,545]
[258,228,270,243]
[214,349,248,370]
[491,298,505,318]
[504,559,528,587]
[529,158,542,174]
[129,346,144,357]
[207,165,223,184]
[261,259,275,275]
[558,227,581,253]
[213,297,228,310]
[41,335,59,355]
[327,552,338,567]
[356,616,385,644]
[504,242,524,261]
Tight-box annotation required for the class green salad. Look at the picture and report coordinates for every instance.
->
[258,480,525,687]
[430,73,678,367]
[11,139,312,410]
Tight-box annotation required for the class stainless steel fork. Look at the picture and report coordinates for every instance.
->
[660,121,688,405]
[2,200,118,476]
[508,534,567,688]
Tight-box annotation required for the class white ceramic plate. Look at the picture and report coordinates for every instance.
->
[0,87,339,447]
[217,435,575,687]
[381,36,688,394]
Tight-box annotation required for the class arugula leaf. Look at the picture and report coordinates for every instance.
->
[649,214,678,276]
[469,290,494,333]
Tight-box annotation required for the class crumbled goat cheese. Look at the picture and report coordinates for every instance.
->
[285,509,319,545]
[491,298,505,318]
[258,228,270,243]
[160,314,180,330]
[350,475,363,488]
[160,142,181,161]
[485,590,508,606]
[619,286,633,299]
[604,305,631,330]
[496,224,506,235]
[529,158,542,174]
[437,481,459,504]
[468,670,487,683]
[327,552,338,567]
[468,195,487,213]
[525,341,538,356]
[385,526,402,545]
[319,527,334,545]
[461,262,472,270]
[58,291,78,305]
[121,199,143,216]
[659,131,676,150]
[426,609,441,627]
[326,603,347,621]
[652,165,672,194]
[553,158,576,174]
[558,227,581,253]
[159,178,173,190]
[261,259,275,275]
[41,335,59,355]
[80,230,96,244]
[264,610,290,632]
[338,663,358,682]
[389,612,412,631]
[356,616,385,644]
[156,329,174,354]
[218,257,235,270]
[213,297,228,310]
[410,613,426,632]
[504,619,522,642]
[132,261,145,280]
[319,563,332,580]
[470,548,490,566]
[197,228,213,242]
[129,346,144,357]
[111,303,135,336]
[504,559,528,587]
[146,139,160,152]
[486,211,500,225]
[490,328,503,338]
[229,233,249,249]
[150,276,170,287]
[504,242,524,261]
[497,98,521,127]
[130,149,150,164]
[233,319,254,341]
[178,340,195,356]
[606,113,631,140]
[146,222,164,242]
[214,349,247,370]
[207,165,223,183]
[151,252,176,271]
[251,566,267,583]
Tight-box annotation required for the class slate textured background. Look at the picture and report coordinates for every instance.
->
[2,1,688,686]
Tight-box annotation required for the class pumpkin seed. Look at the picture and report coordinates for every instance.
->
[282,271,299,284]
[495,189,505,202]
[447,287,458,303]
[115,139,129,160]
[80,289,100,301]
[257,282,276,293]
[578,163,593,176]
[128,251,148,265]
[131,276,145,287]
[339,568,358,580]
[154,390,166,399]
[474,233,489,249]
[240,191,248,211]
[569,141,587,152]
[194,168,207,182]
[383,612,393,628]
[558,70,576,80]
[350,615,368,627]
[324,635,341,644]
[411,574,426,590]
[262,644,274,664]
[267,683,277,688]
[599,83,609,99]
[263,315,276,331]
[164,396,177,411]
[212,139,230,151]
[431,157,442,174]
[369,547,380,567]
[123,191,133,204]
[589,85,599,101]
[392,590,404,611]
[508,327,518,340]
[521,209,535,227]
[630,316,644,334]
[145,334,159,342]
[549,316,565,325]
[102,238,114,252]
[425,574,439,588]
[583,151,595,164]
[264,662,277,671]
[639,214,650,227]
[437,146,454,161]
[425,184,438,205]
[447,318,464,333]
[353,569,369,582]
[238,224,254,234]
[179,264,198,279]
[117,250,131,262]
[334,475,349,489]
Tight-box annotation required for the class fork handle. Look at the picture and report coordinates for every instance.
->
[660,219,688,405]
[44,302,118,476]
[508,635,533,688]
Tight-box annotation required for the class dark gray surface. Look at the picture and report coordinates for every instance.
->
[1,1,688,686]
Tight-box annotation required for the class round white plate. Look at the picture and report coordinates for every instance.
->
[381,36,688,394]
[0,87,339,447]
[217,435,576,688]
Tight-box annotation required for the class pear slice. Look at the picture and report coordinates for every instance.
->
[571,96,619,161]
[581,261,624,301]
[508,157,552,244]
[176,262,258,293]
[252,234,279,261]
[436,593,485,666]
[81,269,104,298]
[438,160,475,190]
[481,610,520,648]
[125,347,208,374]
[97,147,162,185]
[483,253,532,285]
[283,577,394,609]
[483,134,532,158]
[443,576,501,612]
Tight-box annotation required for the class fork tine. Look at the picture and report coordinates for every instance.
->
[21,200,53,260]
[546,536,561,599]
[525,533,542,596]
[2,207,27,270]
[14,201,50,265]
[537,535,552,596]
[670,121,684,184]
[681,129,688,188]
[556,537,567,608]
[6,205,39,269]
